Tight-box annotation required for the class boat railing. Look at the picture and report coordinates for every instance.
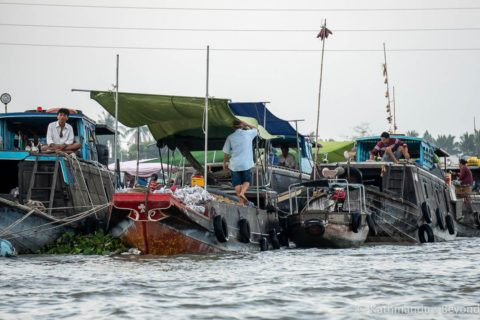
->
[288,179,366,214]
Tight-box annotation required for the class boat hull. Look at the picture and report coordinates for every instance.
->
[288,212,369,248]
[109,192,279,255]
[0,200,72,253]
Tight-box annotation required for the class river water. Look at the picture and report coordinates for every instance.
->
[1,238,480,320]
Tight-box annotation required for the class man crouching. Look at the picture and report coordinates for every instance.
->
[42,108,81,154]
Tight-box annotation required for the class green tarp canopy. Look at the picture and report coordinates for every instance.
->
[90,91,275,151]
[313,141,355,163]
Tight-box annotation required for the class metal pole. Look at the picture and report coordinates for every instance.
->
[135,127,140,185]
[114,54,120,187]
[256,137,260,206]
[294,120,302,177]
[313,19,327,180]
[204,45,210,191]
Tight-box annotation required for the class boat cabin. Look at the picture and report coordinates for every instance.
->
[0,108,114,195]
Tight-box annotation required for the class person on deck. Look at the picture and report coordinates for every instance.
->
[455,159,473,186]
[222,120,259,205]
[369,132,410,164]
[42,108,81,154]
[278,145,296,169]
[148,173,161,191]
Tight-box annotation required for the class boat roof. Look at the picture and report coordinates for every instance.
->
[0,111,95,124]
[90,91,277,150]
[356,135,450,157]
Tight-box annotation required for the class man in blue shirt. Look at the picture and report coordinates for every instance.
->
[223,120,258,205]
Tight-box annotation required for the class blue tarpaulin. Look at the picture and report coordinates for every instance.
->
[229,102,302,137]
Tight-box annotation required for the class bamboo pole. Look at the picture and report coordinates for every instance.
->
[204,46,210,191]
[313,19,327,180]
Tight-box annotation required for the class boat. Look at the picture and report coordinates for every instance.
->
[0,107,115,253]
[91,91,283,254]
[446,163,480,236]
[316,136,457,243]
[286,174,370,248]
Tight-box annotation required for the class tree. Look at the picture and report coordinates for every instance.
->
[435,134,458,155]
[127,140,159,160]
[405,130,419,138]
[351,122,373,139]
[458,132,477,156]
[422,130,435,144]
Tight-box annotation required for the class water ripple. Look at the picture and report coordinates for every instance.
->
[1,238,480,319]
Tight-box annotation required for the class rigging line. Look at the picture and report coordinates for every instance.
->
[1,2,480,11]
[2,42,480,52]
[2,23,480,32]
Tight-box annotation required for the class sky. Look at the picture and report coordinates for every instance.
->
[0,0,479,142]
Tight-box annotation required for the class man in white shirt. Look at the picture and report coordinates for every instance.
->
[278,145,296,169]
[222,120,258,205]
[41,108,81,153]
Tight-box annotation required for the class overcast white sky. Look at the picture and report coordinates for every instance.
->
[1,0,479,141]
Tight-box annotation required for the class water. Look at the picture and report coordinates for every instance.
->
[1,238,480,320]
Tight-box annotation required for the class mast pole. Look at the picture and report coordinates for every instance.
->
[114,54,120,187]
[393,86,397,134]
[204,45,210,191]
[383,43,393,133]
[313,19,327,180]
[135,127,140,185]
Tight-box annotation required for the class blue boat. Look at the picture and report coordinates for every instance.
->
[316,135,457,243]
[0,108,115,253]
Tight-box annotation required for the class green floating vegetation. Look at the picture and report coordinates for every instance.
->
[37,230,127,255]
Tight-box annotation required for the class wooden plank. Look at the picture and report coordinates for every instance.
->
[48,157,59,215]
[26,156,39,201]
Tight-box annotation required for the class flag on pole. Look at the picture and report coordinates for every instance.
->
[317,27,333,40]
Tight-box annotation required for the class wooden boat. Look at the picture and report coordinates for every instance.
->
[0,108,115,253]
[446,165,480,236]
[286,177,370,248]
[316,136,457,243]
[91,91,284,254]
[109,190,279,254]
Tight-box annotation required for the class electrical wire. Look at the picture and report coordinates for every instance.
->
[1,42,480,52]
[1,2,480,12]
[1,22,480,32]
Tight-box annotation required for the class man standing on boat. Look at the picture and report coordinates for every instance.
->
[222,120,258,205]
[454,159,473,186]
[42,108,81,154]
[369,132,410,164]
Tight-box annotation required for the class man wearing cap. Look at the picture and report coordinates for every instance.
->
[42,108,81,153]
[369,132,410,164]
[223,120,258,205]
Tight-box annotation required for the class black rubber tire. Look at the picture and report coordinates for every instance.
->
[351,212,362,233]
[474,212,480,226]
[435,208,445,230]
[305,219,325,236]
[366,214,377,236]
[269,228,281,250]
[339,166,363,184]
[445,214,455,235]
[421,201,433,223]
[260,237,268,251]
[213,215,229,242]
[238,218,251,243]
[418,224,435,243]
[279,229,289,247]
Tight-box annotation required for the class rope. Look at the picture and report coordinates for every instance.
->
[72,154,94,209]
[2,204,109,240]
[0,209,36,237]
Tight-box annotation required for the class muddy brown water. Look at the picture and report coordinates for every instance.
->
[1,238,480,319]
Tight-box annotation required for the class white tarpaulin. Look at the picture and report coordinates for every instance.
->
[108,159,178,178]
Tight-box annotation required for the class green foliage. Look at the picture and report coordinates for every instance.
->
[36,230,127,255]
[435,134,458,155]
[405,130,419,138]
